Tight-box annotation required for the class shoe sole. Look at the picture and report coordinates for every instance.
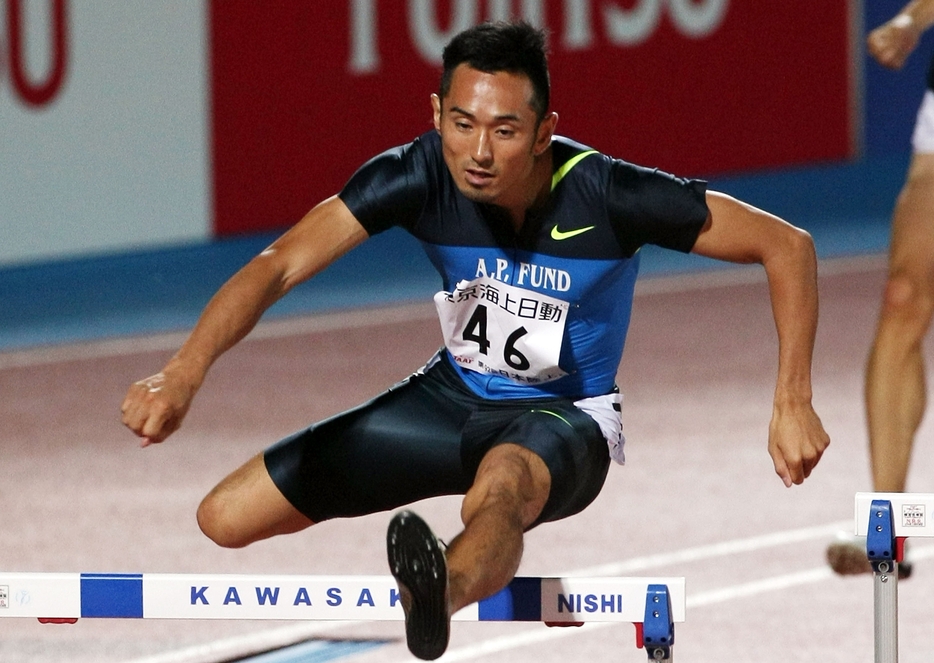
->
[387,510,450,661]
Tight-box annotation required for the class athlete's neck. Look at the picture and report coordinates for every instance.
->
[506,147,553,232]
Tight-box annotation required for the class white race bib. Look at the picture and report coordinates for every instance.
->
[434,277,570,384]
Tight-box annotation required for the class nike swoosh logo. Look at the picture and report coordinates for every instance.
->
[550,224,595,240]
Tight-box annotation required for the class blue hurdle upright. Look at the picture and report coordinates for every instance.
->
[854,492,934,663]
[0,573,685,661]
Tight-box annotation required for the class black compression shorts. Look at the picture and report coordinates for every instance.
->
[263,353,611,526]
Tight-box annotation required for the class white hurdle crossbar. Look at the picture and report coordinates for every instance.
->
[0,573,685,661]
[855,492,934,663]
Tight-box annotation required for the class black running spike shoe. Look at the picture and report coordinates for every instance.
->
[826,531,914,579]
[387,510,450,660]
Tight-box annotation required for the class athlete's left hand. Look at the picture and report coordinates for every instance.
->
[767,400,830,487]
[868,14,922,70]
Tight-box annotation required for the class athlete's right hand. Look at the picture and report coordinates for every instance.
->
[121,369,197,447]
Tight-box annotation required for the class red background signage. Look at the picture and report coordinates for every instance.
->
[210,1,853,235]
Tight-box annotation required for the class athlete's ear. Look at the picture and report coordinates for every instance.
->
[431,94,442,132]
[534,112,558,156]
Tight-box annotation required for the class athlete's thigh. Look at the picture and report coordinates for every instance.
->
[890,154,934,269]
[467,402,610,525]
[462,442,552,529]
[892,94,934,276]
[264,370,474,522]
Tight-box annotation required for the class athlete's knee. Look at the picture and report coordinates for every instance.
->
[197,455,315,548]
[196,490,251,549]
[880,271,934,326]
[883,273,914,310]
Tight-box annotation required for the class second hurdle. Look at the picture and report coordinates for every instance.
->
[854,491,934,663]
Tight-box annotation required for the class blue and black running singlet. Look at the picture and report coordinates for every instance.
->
[339,131,709,401]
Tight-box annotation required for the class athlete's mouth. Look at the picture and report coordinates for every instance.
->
[465,168,494,186]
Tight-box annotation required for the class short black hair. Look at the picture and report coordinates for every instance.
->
[440,21,550,120]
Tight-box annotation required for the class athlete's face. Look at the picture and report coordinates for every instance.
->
[433,64,556,211]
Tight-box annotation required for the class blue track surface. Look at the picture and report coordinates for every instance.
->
[0,154,908,352]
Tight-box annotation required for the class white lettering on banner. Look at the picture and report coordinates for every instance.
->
[2,0,68,107]
[348,0,378,73]
[348,0,729,71]
[604,0,728,46]
[408,0,479,63]
[603,0,662,46]
[667,0,729,38]
[562,1,592,48]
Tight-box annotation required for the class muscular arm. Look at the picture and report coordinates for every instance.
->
[121,196,369,446]
[691,191,830,486]
[868,0,934,70]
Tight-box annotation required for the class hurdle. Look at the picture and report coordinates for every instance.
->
[854,492,934,663]
[0,572,684,660]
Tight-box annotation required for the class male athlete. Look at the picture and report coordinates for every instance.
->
[122,21,830,660]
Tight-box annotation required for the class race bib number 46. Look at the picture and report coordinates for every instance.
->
[434,277,570,384]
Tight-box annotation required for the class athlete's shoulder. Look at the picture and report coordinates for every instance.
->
[413,129,442,154]
[549,136,611,195]
[550,135,652,185]
[552,134,598,153]
[551,135,662,175]
[359,130,441,171]
[551,135,604,165]
[387,130,441,162]
[340,131,442,234]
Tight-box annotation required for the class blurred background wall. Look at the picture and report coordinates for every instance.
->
[1,0,931,348]
[2,0,920,262]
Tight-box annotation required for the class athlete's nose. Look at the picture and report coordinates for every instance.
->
[472,130,493,167]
